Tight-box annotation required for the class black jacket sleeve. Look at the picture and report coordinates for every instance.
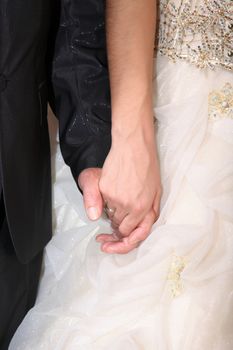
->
[49,0,111,179]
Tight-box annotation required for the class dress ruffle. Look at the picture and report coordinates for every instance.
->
[10,58,233,350]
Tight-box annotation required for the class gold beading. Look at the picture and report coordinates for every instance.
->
[167,255,186,297]
[157,0,233,71]
[208,82,233,120]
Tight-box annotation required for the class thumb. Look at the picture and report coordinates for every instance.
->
[78,168,103,221]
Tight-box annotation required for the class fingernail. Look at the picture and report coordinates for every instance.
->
[87,207,99,220]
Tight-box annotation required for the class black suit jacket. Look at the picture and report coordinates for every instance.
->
[0,0,111,263]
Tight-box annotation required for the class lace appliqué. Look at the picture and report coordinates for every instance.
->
[208,83,233,121]
[168,255,186,297]
[158,0,233,71]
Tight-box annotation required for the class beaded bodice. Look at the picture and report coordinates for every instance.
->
[157,0,233,71]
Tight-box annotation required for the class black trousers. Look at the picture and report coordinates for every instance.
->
[0,195,43,350]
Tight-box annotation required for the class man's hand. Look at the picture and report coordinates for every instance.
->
[78,168,103,221]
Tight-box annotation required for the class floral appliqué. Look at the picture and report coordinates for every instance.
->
[168,255,186,297]
[208,83,233,121]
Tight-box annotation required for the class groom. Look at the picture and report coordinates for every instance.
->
[0,0,157,348]
[0,1,112,348]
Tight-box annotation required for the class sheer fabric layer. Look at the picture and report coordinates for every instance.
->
[9,58,233,350]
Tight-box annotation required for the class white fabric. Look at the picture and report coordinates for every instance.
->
[9,57,233,349]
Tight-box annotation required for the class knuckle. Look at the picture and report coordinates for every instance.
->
[118,198,130,210]
[118,196,138,212]
[133,201,145,215]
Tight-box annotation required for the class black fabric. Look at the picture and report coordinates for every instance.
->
[0,193,4,230]
[0,201,43,350]
[0,0,111,263]
[0,0,52,263]
[0,2,111,346]
[50,0,112,180]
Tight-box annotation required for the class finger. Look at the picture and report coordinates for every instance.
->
[101,238,139,254]
[78,168,103,221]
[100,210,157,254]
[96,233,119,243]
[111,220,120,231]
[128,209,157,245]
[118,211,146,237]
[111,208,129,227]
[96,229,122,242]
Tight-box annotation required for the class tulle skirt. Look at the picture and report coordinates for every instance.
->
[10,57,233,349]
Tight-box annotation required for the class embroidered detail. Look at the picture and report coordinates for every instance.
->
[157,0,233,71]
[168,255,186,297]
[208,83,233,120]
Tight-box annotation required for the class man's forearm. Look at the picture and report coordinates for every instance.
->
[106,0,156,133]
[51,0,111,180]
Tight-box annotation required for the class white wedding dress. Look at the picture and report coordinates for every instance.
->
[10,1,233,349]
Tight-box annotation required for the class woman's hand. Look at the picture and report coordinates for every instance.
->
[98,0,159,253]
[96,207,160,254]
[97,112,162,253]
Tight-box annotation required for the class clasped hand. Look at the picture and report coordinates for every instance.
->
[78,125,162,254]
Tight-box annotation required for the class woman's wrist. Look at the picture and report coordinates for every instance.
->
[111,109,155,141]
[111,122,156,155]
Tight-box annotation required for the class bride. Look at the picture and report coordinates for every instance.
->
[10,0,233,349]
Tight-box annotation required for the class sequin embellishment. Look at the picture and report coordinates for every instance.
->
[208,83,233,120]
[158,0,233,71]
[168,255,186,297]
